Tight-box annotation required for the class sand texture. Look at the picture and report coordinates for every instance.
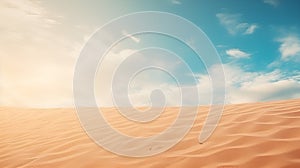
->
[1,99,300,167]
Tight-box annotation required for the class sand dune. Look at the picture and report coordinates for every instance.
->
[1,99,300,167]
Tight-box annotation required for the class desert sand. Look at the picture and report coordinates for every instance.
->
[1,99,300,167]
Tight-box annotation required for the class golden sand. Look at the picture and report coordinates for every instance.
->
[1,99,300,167]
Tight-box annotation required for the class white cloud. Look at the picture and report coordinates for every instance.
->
[0,0,91,107]
[1,0,298,108]
[245,24,258,34]
[171,0,181,5]
[196,64,300,104]
[216,13,258,35]
[171,64,300,105]
[226,48,251,58]
[154,63,300,105]
[277,35,300,61]
[94,48,188,107]
[263,0,280,7]
[102,61,300,106]
[122,30,141,43]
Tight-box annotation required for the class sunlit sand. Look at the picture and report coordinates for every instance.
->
[1,99,300,167]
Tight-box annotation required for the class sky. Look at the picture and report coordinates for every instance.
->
[1,0,300,107]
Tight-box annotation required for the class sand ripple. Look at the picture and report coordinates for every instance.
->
[1,99,300,167]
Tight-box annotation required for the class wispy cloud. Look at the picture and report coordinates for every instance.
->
[166,63,300,105]
[107,61,300,106]
[122,30,141,43]
[263,0,280,7]
[245,24,259,35]
[1,0,298,107]
[171,0,181,5]
[196,64,300,104]
[216,12,258,35]
[226,48,251,58]
[0,0,90,107]
[277,35,300,61]
[94,48,189,107]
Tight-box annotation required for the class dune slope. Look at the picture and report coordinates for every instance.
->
[1,99,300,167]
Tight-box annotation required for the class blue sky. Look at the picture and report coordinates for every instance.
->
[1,0,300,107]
